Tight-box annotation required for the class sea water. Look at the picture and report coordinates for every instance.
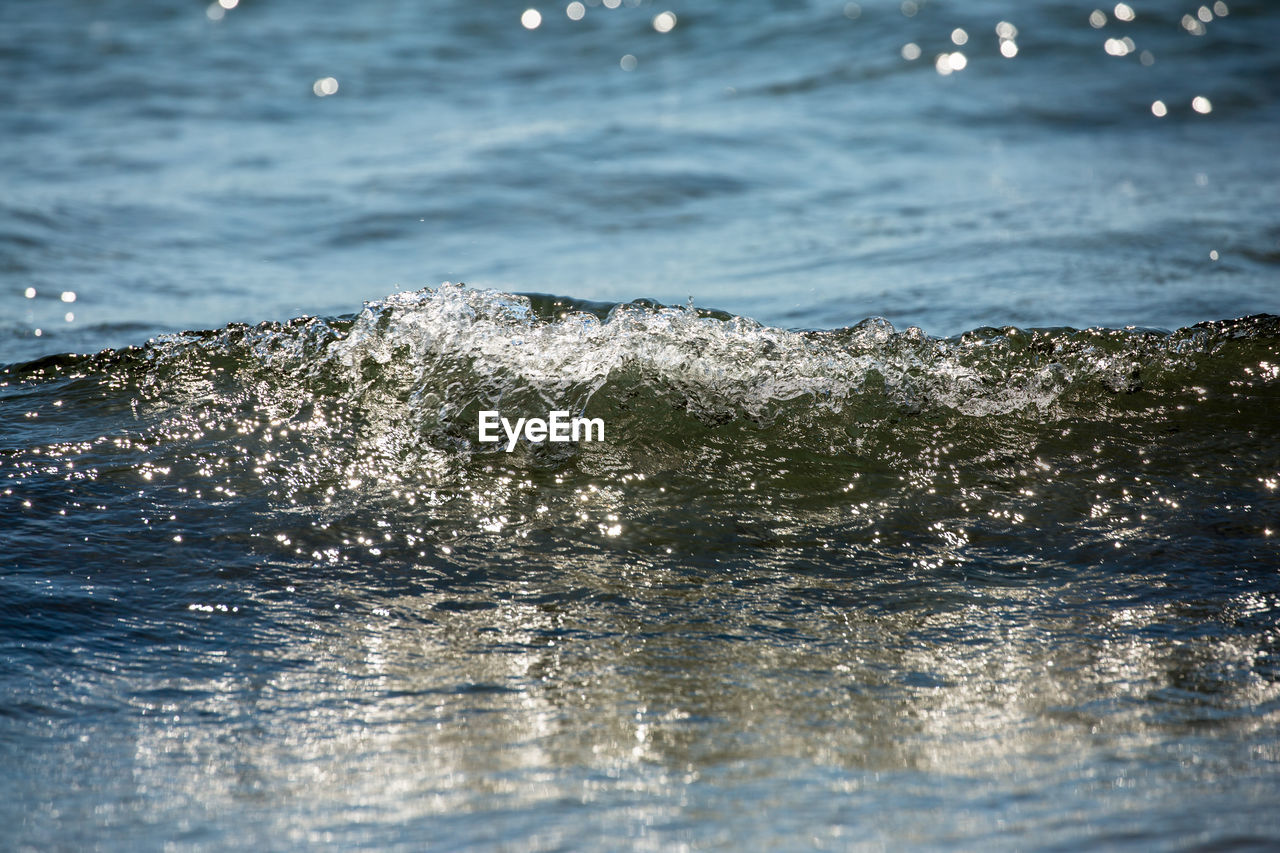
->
[2,1,1279,849]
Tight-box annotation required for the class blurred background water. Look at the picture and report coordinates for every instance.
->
[3,0,1277,363]
[3,1,1280,850]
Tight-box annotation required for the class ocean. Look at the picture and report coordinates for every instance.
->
[3,0,1279,849]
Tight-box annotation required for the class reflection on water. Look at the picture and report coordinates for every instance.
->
[24,545,1277,848]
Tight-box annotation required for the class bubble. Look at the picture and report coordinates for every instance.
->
[24,287,36,299]
[312,77,339,97]
[566,1,585,20]
[1213,1,1229,16]
[60,291,76,303]
[218,0,239,8]
[1151,100,1167,117]
[620,54,637,71]
[1089,9,1107,28]
[995,21,1018,40]
[951,28,968,46]
[1000,40,1018,58]
[901,1,917,18]
[1197,5,1213,23]
[843,3,862,20]
[901,42,921,61]
[1191,95,1212,114]
[1113,3,1135,22]
[206,3,224,21]
[521,8,542,29]
[652,11,676,33]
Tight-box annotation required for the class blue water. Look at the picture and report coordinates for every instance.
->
[3,0,1280,849]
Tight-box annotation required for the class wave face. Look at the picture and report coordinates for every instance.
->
[4,283,1278,566]
[3,287,1280,849]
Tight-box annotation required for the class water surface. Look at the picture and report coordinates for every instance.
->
[3,1,1279,849]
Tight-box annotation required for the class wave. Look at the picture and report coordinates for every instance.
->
[6,282,1278,456]
[3,284,1277,568]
